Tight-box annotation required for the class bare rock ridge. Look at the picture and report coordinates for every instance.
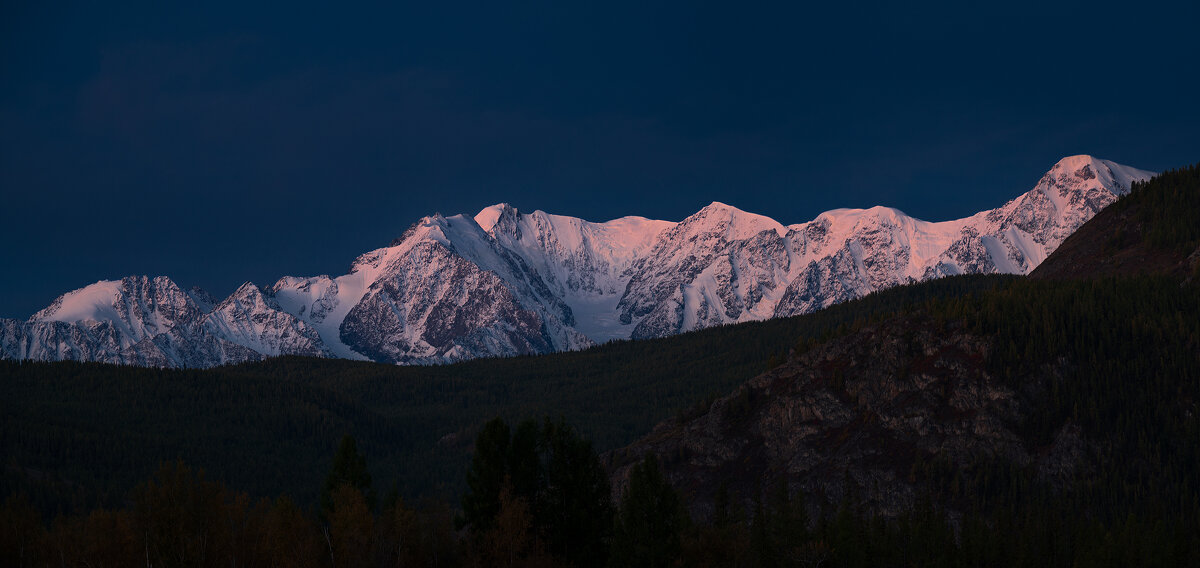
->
[0,156,1154,367]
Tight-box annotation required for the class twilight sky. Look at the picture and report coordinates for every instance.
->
[2,1,1197,318]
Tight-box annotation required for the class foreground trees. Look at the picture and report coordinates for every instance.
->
[321,434,376,521]
[460,417,614,567]
[0,440,458,568]
[609,454,689,568]
[5,431,1200,566]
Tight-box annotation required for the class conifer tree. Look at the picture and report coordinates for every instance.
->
[461,418,512,533]
[328,485,373,568]
[539,418,614,567]
[321,434,374,521]
[609,453,688,568]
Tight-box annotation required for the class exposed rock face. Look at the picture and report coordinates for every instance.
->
[327,212,594,364]
[617,204,791,339]
[203,282,331,358]
[0,276,264,367]
[617,156,1152,339]
[339,239,563,364]
[606,317,1092,520]
[0,156,1154,367]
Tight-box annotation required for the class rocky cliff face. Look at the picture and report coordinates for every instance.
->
[0,276,262,367]
[338,235,571,364]
[605,316,1091,520]
[616,156,1152,339]
[203,282,332,359]
[0,156,1153,367]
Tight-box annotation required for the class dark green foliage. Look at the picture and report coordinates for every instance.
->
[508,418,541,502]
[609,454,689,568]
[927,275,1200,527]
[460,417,614,567]
[537,418,614,567]
[0,493,44,568]
[0,460,458,568]
[459,418,511,533]
[321,434,374,520]
[683,480,750,567]
[132,461,229,568]
[680,482,1199,567]
[750,491,774,568]
[1115,162,1200,252]
[764,478,805,564]
[712,479,733,529]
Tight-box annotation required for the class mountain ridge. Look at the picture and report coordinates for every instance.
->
[606,161,1200,523]
[0,155,1154,367]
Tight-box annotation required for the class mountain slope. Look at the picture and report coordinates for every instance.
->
[1030,162,1200,281]
[607,162,1200,525]
[0,155,1153,367]
[608,314,1034,519]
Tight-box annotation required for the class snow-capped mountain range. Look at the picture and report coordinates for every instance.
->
[0,155,1154,367]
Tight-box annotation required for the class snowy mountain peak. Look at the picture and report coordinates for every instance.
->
[701,200,738,211]
[478,203,527,241]
[1049,154,1102,171]
[204,280,331,359]
[31,276,202,340]
[685,201,787,239]
[31,279,125,323]
[474,203,517,233]
[1044,155,1154,196]
[2,155,1158,368]
[220,282,272,307]
[811,206,912,230]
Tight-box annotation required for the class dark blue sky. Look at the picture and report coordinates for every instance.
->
[2,1,1197,317]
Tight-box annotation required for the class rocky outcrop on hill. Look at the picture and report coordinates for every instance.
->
[606,316,1093,520]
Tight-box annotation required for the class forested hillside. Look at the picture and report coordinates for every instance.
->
[1,274,1008,517]
[605,162,1200,565]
